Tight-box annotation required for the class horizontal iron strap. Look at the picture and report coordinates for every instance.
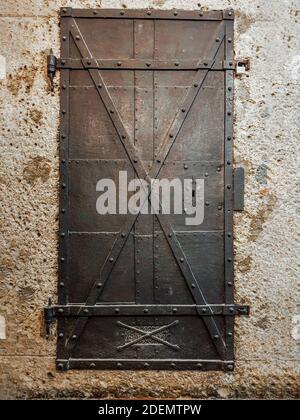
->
[52,304,249,317]
[57,58,235,71]
[60,8,232,21]
[56,359,234,371]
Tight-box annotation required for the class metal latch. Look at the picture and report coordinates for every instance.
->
[234,167,245,211]
[235,59,250,75]
[47,49,57,91]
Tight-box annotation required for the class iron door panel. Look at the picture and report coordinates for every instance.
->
[55,7,247,371]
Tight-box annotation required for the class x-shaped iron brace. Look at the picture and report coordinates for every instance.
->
[117,320,180,351]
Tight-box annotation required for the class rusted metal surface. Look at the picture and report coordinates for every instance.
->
[55,8,248,371]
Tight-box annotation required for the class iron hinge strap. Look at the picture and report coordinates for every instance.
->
[44,304,250,318]
[55,58,236,71]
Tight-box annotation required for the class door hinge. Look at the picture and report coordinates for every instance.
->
[47,49,57,91]
[44,297,55,339]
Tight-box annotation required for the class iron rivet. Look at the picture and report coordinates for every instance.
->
[227,258,232,262]
[168,233,172,237]
[147,11,151,16]
[146,62,151,67]
[229,307,234,312]
[214,334,219,339]
[218,205,222,210]
[57,363,64,370]
[228,11,233,16]
[227,364,234,370]
[228,87,232,91]
[62,84,66,90]
[202,308,207,313]
[90,362,96,368]
[228,233,232,238]
[227,111,232,116]
[169,133,174,138]
[75,35,80,41]
[182,108,186,113]
[110,110,114,114]
[109,257,114,262]
[87,60,91,65]
[194,83,199,88]
[115,308,119,313]
[61,208,66,213]
[93,11,97,15]
[174,11,178,16]
[227,184,232,190]
[117,61,122,67]
[97,283,103,288]
[229,62,233,66]
[61,59,66,64]
[227,161,231,165]
[205,173,208,177]
[216,38,220,42]
[205,201,209,206]
[228,282,232,287]
[98,84,102,89]
[199,12,203,17]
[228,38,232,43]
[60,257,65,262]
[61,134,66,139]
[72,335,77,339]
[144,362,149,367]
[62,109,66,114]
[144,309,149,313]
[120,10,125,15]
[121,233,126,238]
[175,62,179,66]
[61,159,66,164]
[58,333,64,338]
[60,282,65,287]
[58,308,63,314]
[171,363,176,368]
[197,363,202,368]
[60,232,65,237]
[204,62,208,66]
[133,158,138,163]
[227,136,231,141]
[62,8,67,13]
[157,159,161,163]
[180,257,184,263]
[117,362,122,368]
[184,164,188,169]
[191,283,195,288]
[62,183,66,188]
[83,309,89,314]
[217,167,221,172]
[121,135,126,140]
[173,308,178,313]
[228,332,233,336]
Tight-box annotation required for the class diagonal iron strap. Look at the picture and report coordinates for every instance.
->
[64,20,227,359]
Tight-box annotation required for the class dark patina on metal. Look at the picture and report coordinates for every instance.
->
[45,8,248,371]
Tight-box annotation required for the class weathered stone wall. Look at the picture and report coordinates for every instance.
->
[0,0,299,399]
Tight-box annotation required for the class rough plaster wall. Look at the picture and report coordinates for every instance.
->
[0,0,299,399]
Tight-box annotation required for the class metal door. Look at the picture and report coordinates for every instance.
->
[47,7,249,371]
